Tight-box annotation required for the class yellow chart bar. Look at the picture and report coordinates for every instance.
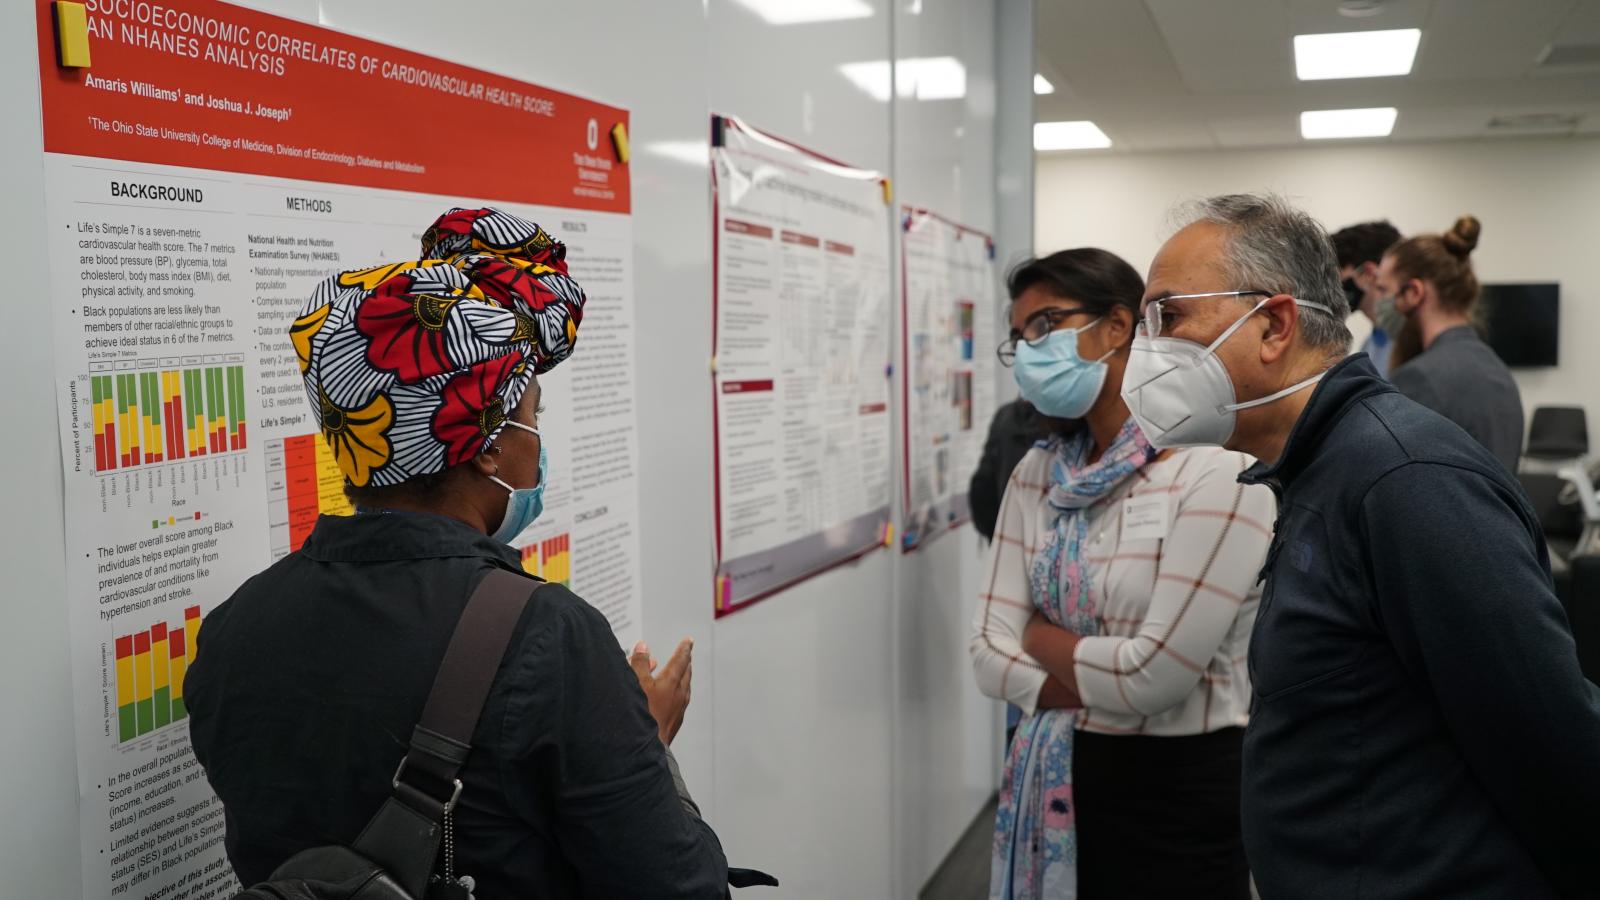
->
[314,432,354,517]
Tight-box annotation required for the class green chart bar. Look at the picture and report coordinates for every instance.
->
[142,371,161,463]
[117,373,134,468]
[227,365,245,450]
[206,367,221,453]
[185,368,205,456]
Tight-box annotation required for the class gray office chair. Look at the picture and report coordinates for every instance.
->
[1519,407,1596,609]
[1526,406,1588,461]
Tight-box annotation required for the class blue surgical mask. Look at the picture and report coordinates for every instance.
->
[488,421,547,544]
[1013,318,1115,419]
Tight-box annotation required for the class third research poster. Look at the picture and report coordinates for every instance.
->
[711,116,893,614]
[900,207,998,551]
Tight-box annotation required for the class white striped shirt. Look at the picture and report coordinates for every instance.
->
[969,444,1276,735]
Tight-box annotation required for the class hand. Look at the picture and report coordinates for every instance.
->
[630,638,693,745]
[1021,612,1084,701]
[1022,611,1052,660]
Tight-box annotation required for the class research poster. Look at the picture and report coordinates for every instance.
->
[710,115,893,614]
[900,207,998,551]
[36,2,640,897]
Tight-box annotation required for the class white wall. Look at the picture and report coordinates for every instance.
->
[1035,137,1600,425]
[890,3,1006,893]
[1,2,77,894]
[4,1,1024,897]
[704,5,898,897]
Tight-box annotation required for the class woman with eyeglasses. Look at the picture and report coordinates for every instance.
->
[969,248,1275,900]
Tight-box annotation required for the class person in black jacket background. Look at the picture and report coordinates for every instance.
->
[968,398,1045,541]
[188,208,729,899]
[1125,193,1600,899]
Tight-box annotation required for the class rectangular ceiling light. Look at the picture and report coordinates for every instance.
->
[1300,107,1398,139]
[840,57,967,102]
[1033,74,1055,95]
[1294,28,1421,80]
[1034,121,1112,151]
[731,0,873,25]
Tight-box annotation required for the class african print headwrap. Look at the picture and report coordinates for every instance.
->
[291,207,586,488]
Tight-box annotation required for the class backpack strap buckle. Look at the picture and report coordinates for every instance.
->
[392,757,464,813]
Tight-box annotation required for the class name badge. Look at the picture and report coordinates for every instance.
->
[1120,495,1170,542]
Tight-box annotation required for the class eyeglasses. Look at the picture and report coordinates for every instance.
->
[997,306,1091,366]
[1139,290,1273,338]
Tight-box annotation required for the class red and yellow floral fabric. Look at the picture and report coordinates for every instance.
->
[292,207,585,487]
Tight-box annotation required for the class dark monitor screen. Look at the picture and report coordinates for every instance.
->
[1478,282,1559,368]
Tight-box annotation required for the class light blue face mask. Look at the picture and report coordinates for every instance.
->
[1012,318,1115,419]
[488,421,547,544]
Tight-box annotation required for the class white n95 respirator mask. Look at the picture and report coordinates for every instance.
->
[1121,297,1327,449]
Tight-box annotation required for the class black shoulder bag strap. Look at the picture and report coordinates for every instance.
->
[350,568,537,898]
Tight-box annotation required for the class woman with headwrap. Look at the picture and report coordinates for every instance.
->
[186,208,730,898]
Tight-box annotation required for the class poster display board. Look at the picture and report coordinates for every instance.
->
[899,207,998,551]
[711,115,892,614]
[35,2,639,897]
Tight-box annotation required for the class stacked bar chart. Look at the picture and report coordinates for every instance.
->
[113,606,200,744]
[90,357,247,473]
[519,533,572,586]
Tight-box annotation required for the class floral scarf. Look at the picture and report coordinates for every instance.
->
[990,418,1158,899]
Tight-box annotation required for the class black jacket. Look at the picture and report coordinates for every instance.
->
[1240,355,1600,899]
[969,399,1044,540]
[187,510,728,899]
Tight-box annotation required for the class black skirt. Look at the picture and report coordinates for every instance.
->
[1072,727,1248,900]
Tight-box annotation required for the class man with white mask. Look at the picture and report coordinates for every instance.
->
[1123,194,1600,900]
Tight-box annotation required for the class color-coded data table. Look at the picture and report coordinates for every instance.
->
[520,533,571,586]
[265,433,354,559]
[114,606,200,744]
[89,356,248,473]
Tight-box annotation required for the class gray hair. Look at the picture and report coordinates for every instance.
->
[1172,193,1352,353]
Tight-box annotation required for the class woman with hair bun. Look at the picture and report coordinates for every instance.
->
[1374,216,1525,472]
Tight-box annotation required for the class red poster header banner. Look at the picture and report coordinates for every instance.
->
[35,0,630,213]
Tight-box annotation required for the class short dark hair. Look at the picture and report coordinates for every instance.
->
[1330,220,1401,269]
[1006,247,1144,320]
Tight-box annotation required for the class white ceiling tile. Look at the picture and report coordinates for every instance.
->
[1413,0,1573,79]
[1207,113,1302,148]
[1038,0,1187,97]
[1034,0,1598,154]
[1110,119,1218,152]
[1478,100,1600,138]
[1389,105,1497,140]
[1034,93,1093,120]
[1144,0,1297,94]
[1287,0,1434,35]
[1554,0,1600,45]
